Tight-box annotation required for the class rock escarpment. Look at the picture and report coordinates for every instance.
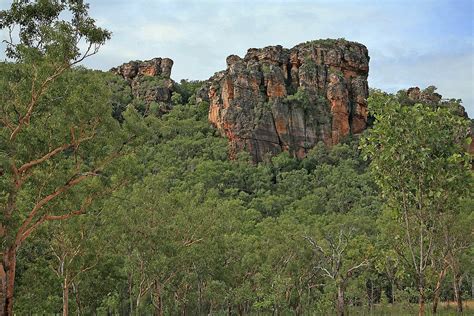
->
[205,39,370,162]
[111,58,175,105]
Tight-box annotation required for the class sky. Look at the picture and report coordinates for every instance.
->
[1,0,473,116]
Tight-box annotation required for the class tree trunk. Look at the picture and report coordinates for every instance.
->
[432,266,447,314]
[369,280,374,311]
[128,273,133,315]
[0,260,5,315]
[153,281,163,316]
[1,247,17,315]
[197,280,202,315]
[336,283,345,316]
[237,304,243,316]
[72,282,82,316]
[391,280,396,304]
[453,274,463,313]
[418,280,425,316]
[63,277,69,316]
[471,276,473,300]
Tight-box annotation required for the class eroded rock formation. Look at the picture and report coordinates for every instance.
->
[205,39,370,161]
[111,58,175,104]
[406,86,443,107]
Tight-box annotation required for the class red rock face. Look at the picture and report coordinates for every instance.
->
[111,58,175,105]
[112,58,174,81]
[206,39,370,162]
[327,73,350,144]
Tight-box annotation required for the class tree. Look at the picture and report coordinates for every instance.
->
[48,214,105,316]
[441,197,473,313]
[304,214,372,316]
[252,210,313,314]
[361,91,472,316]
[171,91,183,106]
[0,1,111,313]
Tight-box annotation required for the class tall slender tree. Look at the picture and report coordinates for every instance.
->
[0,1,111,313]
[361,91,472,316]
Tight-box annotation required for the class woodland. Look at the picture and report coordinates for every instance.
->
[0,1,473,315]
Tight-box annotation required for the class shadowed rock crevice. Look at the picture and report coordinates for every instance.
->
[269,110,284,149]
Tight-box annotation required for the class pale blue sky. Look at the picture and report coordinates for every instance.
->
[1,0,473,116]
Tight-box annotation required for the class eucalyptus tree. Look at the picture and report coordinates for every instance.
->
[48,213,106,316]
[304,214,373,316]
[0,1,113,313]
[361,91,472,315]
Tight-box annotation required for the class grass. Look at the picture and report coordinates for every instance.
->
[347,300,474,315]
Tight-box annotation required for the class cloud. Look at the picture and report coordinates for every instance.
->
[0,0,472,116]
[136,24,186,43]
[370,51,474,113]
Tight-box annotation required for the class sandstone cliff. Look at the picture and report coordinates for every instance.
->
[204,39,369,162]
[111,57,175,106]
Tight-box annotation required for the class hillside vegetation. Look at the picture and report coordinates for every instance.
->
[0,1,472,315]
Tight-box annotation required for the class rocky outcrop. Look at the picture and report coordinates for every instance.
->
[406,86,443,107]
[205,39,369,161]
[404,86,474,156]
[405,86,470,118]
[111,58,175,105]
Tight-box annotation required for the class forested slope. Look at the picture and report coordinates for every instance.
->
[0,1,472,315]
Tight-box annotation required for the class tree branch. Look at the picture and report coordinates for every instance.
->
[346,259,369,277]
[303,236,326,255]
[18,198,92,244]
[17,133,95,175]
[15,174,96,246]
[9,63,68,140]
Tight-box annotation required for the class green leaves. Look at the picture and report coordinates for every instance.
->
[361,90,473,313]
[362,95,471,216]
[1,0,110,62]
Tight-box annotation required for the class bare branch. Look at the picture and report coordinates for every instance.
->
[183,238,203,247]
[317,265,335,279]
[18,144,71,173]
[346,259,369,277]
[303,236,326,255]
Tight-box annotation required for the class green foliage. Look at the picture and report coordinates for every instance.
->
[361,93,471,211]
[0,0,110,61]
[361,91,473,314]
[284,86,310,110]
[0,63,125,234]
[3,3,472,314]
[261,63,271,74]
[171,91,183,105]
[11,91,386,313]
[104,72,132,121]
[301,57,317,72]
[11,84,473,314]
[307,37,349,47]
[174,79,205,104]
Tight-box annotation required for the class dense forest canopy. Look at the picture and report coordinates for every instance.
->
[0,1,472,316]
